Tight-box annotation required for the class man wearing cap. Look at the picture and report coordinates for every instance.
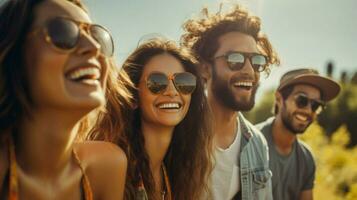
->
[256,68,341,200]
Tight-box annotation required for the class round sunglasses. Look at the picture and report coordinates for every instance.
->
[294,93,325,114]
[28,17,114,57]
[145,72,197,95]
[215,51,268,72]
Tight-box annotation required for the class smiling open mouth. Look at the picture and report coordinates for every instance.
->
[66,67,101,85]
[233,81,253,90]
[295,113,311,123]
[157,102,182,110]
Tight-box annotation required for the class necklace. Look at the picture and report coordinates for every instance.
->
[137,164,172,200]
[161,164,171,200]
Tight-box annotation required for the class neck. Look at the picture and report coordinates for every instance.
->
[15,107,86,180]
[272,115,297,155]
[208,92,238,149]
[141,120,173,174]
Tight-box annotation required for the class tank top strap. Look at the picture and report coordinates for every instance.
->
[7,137,93,200]
[8,136,18,200]
[72,148,93,200]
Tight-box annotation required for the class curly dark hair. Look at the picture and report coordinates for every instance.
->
[88,38,213,200]
[181,4,280,74]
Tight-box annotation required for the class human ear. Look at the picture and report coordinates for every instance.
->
[199,61,212,83]
[274,91,284,114]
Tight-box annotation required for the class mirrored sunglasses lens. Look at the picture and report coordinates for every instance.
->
[252,55,267,71]
[147,73,168,94]
[48,18,79,50]
[311,101,322,112]
[174,73,197,94]
[227,53,245,70]
[90,25,114,56]
[295,95,309,108]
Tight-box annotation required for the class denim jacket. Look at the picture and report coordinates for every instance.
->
[238,113,273,200]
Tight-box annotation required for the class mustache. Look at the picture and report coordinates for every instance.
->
[230,75,256,82]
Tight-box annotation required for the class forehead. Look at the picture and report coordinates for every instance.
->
[142,53,185,76]
[32,0,91,27]
[291,84,321,100]
[215,31,259,56]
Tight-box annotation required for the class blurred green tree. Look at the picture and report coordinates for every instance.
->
[243,89,275,124]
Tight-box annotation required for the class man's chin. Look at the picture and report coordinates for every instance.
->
[288,124,310,135]
[238,102,255,111]
[292,120,313,134]
[231,99,255,111]
[233,89,257,111]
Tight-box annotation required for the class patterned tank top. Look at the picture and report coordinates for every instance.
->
[136,164,172,200]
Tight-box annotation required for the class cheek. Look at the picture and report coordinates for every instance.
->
[138,87,155,116]
[24,39,68,102]
[24,35,68,68]
[212,63,227,79]
[25,37,66,72]
[283,101,295,114]
[182,94,192,115]
[255,72,260,81]
[99,57,110,90]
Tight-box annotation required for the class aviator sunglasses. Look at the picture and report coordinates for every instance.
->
[146,72,197,95]
[29,17,114,57]
[294,93,325,114]
[215,51,268,72]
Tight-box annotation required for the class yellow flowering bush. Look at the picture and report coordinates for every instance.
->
[300,124,357,199]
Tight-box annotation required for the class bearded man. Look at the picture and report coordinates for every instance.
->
[256,68,340,200]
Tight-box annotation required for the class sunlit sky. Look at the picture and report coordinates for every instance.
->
[84,0,356,100]
[2,0,354,100]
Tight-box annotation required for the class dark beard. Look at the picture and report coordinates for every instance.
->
[211,64,258,111]
[281,102,312,134]
[281,112,302,135]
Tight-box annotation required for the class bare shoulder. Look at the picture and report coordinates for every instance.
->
[74,141,127,166]
[74,141,127,199]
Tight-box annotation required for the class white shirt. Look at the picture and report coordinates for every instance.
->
[211,119,242,200]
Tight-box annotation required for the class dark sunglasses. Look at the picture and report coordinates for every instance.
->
[29,17,114,57]
[294,93,325,114]
[146,72,197,95]
[215,51,268,72]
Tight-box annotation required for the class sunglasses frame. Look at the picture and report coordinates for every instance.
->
[145,71,197,95]
[28,17,114,57]
[215,51,268,72]
[293,93,325,114]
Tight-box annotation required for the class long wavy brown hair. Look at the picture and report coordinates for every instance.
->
[88,38,213,200]
[0,0,88,134]
[181,4,280,75]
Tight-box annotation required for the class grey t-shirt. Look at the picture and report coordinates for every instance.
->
[256,117,315,200]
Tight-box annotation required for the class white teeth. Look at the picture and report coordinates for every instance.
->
[296,114,307,121]
[234,82,253,87]
[81,79,100,85]
[158,103,180,109]
[67,67,100,81]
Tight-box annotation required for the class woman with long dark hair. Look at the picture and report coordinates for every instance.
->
[88,38,213,200]
[0,0,127,199]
